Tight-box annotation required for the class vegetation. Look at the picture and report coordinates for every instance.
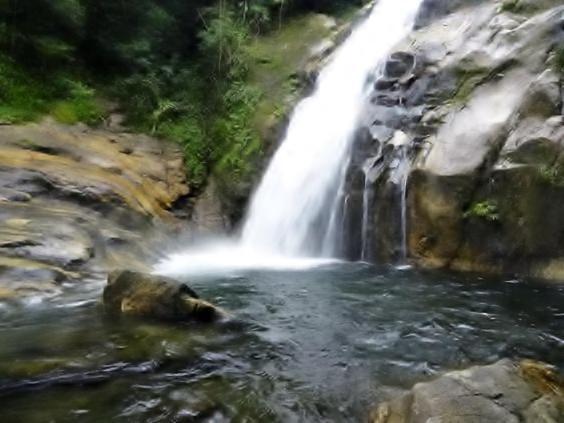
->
[0,55,103,124]
[451,66,489,105]
[500,0,525,13]
[0,0,361,189]
[464,200,500,222]
[538,164,564,187]
[499,0,541,15]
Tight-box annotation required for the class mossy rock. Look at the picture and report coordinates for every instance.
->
[506,138,561,166]
[104,270,225,323]
[409,163,564,275]
[408,169,476,266]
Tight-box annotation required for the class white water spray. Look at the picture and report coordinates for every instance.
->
[156,0,423,275]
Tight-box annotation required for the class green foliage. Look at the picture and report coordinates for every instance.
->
[212,81,262,180]
[0,56,49,123]
[452,67,489,105]
[159,119,209,186]
[499,0,540,14]
[464,201,500,222]
[0,0,358,190]
[501,0,525,13]
[538,164,564,187]
[0,55,102,124]
[113,67,210,184]
[199,8,251,79]
[51,80,103,124]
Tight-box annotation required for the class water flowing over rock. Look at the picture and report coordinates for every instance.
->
[156,0,427,276]
[240,0,425,258]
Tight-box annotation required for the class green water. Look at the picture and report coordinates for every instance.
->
[0,264,563,422]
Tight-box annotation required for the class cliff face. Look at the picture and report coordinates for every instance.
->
[343,0,564,278]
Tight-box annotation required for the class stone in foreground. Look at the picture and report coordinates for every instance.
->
[104,270,224,322]
[370,359,564,423]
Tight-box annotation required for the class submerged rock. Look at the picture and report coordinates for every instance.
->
[103,270,224,322]
[370,359,564,423]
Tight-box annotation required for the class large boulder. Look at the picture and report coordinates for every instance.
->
[370,360,564,423]
[103,270,225,323]
[405,3,564,278]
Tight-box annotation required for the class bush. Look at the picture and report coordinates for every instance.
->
[0,55,102,124]
[538,164,564,187]
[0,0,353,190]
[464,201,500,222]
[51,80,104,124]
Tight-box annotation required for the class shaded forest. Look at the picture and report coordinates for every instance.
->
[0,0,361,187]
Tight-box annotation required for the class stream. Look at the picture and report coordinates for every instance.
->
[1,264,563,422]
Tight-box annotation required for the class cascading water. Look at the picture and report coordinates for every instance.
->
[241,0,424,257]
[156,0,424,275]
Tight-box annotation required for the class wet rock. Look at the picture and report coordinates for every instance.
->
[103,270,225,323]
[192,178,230,234]
[375,78,399,91]
[370,360,564,423]
[0,120,192,303]
[372,93,402,107]
[384,52,416,80]
[345,0,564,278]
[415,0,484,28]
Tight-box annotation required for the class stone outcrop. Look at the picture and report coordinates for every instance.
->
[0,119,193,302]
[104,270,224,322]
[342,0,564,278]
[370,359,564,423]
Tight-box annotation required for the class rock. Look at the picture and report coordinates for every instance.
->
[370,359,564,423]
[384,52,416,80]
[191,178,230,234]
[0,120,193,304]
[103,270,225,323]
[375,78,399,91]
[415,0,485,29]
[341,0,564,277]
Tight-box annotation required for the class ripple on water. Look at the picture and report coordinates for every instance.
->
[0,265,564,421]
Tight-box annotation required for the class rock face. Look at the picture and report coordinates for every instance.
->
[0,119,193,303]
[370,359,564,423]
[342,0,564,277]
[104,270,224,322]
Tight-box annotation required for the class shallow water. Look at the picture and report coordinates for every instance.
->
[1,264,563,422]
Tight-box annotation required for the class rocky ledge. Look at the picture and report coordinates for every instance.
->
[0,119,193,303]
[370,359,564,422]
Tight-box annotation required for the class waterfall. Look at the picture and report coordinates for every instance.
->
[241,0,424,257]
[360,153,386,261]
[399,147,411,262]
[156,0,423,275]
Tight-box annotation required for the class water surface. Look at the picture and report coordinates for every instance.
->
[0,264,563,422]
